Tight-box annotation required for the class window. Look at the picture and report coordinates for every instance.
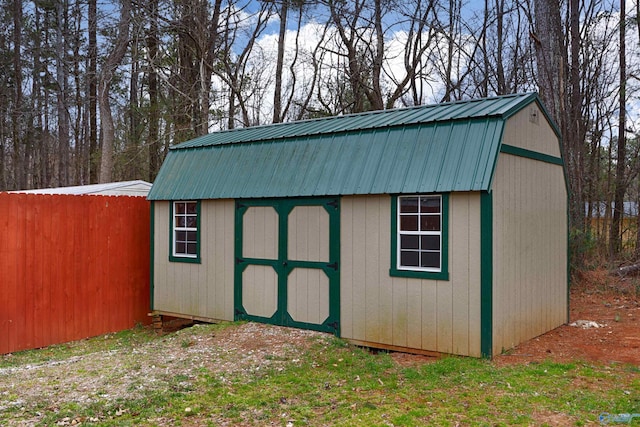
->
[391,194,449,280]
[170,201,200,263]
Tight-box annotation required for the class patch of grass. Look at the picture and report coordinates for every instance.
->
[2,325,639,426]
[0,324,156,370]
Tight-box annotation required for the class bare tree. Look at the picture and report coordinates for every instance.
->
[610,0,627,256]
[98,0,131,183]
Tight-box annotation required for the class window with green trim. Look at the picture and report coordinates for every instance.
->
[391,194,449,280]
[171,201,200,263]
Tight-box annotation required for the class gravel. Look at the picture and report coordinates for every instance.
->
[0,322,329,426]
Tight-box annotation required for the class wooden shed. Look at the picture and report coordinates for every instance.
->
[148,93,568,358]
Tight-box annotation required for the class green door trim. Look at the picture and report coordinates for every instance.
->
[234,197,341,335]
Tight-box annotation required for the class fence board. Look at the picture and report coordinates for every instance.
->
[0,193,151,354]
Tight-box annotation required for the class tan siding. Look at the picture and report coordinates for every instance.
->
[288,206,329,262]
[288,268,329,324]
[153,200,235,321]
[502,106,561,157]
[242,265,278,318]
[492,153,568,355]
[340,194,482,357]
[243,206,278,259]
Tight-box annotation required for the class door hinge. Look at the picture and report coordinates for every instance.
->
[328,321,339,331]
[235,257,244,265]
[327,261,338,271]
[327,199,339,209]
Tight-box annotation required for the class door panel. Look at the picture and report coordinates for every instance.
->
[287,267,329,324]
[235,198,340,335]
[242,206,279,260]
[241,265,278,318]
[288,205,330,262]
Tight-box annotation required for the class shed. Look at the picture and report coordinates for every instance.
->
[10,180,152,196]
[148,92,568,358]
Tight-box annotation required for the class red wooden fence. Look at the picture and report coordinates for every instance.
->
[0,193,151,354]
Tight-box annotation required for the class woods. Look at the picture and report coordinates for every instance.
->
[1,0,639,263]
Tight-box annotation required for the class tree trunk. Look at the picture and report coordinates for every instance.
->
[273,0,288,123]
[610,0,626,257]
[147,0,160,182]
[98,0,131,183]
[88,0,98,183]
[56,0,69,187]
[12,0,24,190]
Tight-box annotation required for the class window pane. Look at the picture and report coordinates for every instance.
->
[176,230,186,242]
[187,243,197,254]
[400,215,418,231]
[175,216,185,227]
[176,202,186,214]
[186,231,197,242]
[186,216,197,228]
[421,215,440,231]
[401,235,419,250]
[400,250,419,267]
[420,197,440,213]
[186,202,197,214]
[421,252,440,269]
[176,242,186,254]
[421,235,440,250]
[400,197,418,213]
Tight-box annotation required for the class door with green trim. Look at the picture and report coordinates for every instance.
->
[234,198,340,335]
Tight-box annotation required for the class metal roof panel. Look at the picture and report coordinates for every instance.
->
[148,93,553,200]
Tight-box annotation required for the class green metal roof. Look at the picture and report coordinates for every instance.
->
[148,93,555,200]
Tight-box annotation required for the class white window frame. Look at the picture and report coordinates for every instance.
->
[397,195,442,273]
[172,201,199,259]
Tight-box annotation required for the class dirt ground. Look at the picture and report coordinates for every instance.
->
[390,269,640,367]
[493,269,640,366]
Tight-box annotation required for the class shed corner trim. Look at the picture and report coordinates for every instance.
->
[480,191,493,358]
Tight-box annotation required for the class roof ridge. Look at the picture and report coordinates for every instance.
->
[172,92,538,150]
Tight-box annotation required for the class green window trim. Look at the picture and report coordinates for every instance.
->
[390,193,449,281]
[169,200,201,264]
[500,144,563,166]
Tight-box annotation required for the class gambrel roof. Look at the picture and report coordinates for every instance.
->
[148,92,559,200]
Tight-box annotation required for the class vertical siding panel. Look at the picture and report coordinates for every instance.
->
[420,281,437,351]
[451,194,469,356]
[94,197,108,333]
[436,280,453,353]
[52,195,64,343]
[223,200,235,320]
[34,197,50,348]
[377,197,393,345]
[154,202,170,311]
[100,197,114,334]
[71,196,85,339]
[133,197,151,324]
[0,194,11,354]
[351,197,367,341]
[205,201,217,318]
[10,195,25,352]
[392,277,407,347]
[467,194,482,357]
[365,197,382,344]
[13,195,26,352]
[406,280,422,349]
[340,198,354,339]
[24,195,36,348]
